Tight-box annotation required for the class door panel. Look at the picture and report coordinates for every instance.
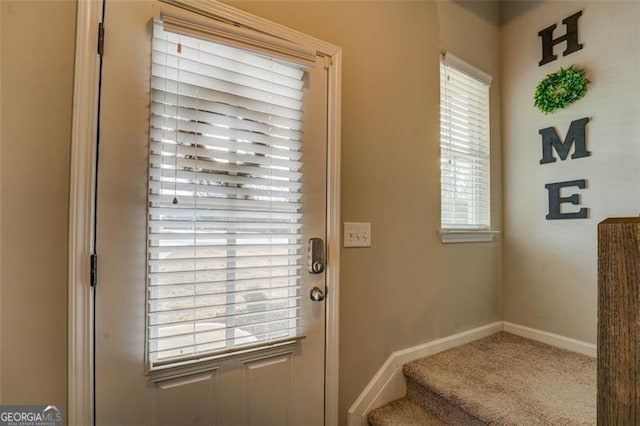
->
[152,371,219,426]
[242,352,293,425]
[95,1,328,424]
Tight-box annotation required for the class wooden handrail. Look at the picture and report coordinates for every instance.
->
[598,217,640,424]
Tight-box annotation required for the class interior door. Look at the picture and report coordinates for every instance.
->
[94,1,328,424]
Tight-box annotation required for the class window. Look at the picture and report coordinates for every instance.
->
[147,20,306,368]
[440,53,492,234]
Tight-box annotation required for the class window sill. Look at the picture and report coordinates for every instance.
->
[438,229,500,244]
[147,336,304,380]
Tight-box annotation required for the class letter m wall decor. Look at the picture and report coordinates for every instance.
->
[539,117,591,164]
[539,118,591,220]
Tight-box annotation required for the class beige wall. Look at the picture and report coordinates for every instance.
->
[0,0,76,411]
[0,0,502,423]
[227,2,502,423]
[501,1,640,343]
[2,0,639,422]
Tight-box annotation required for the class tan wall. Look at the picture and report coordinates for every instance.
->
[0,0,76,411]
[226,2,501,423]
[0,0,501,422]
[501,1,640,343]
[3,0,639,421]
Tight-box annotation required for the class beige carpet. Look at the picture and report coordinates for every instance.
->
[368,332,596,425]
[368,398,444,426]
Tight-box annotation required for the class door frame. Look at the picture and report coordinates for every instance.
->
[67,1,342,424]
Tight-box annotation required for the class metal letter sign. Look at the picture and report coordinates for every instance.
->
[539,117,591,164]
[538,11,591,220]
[538,11,584,66]
[545,180,588,220]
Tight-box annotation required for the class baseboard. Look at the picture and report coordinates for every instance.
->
[347,321,503,426]
[503,322,596,358]
[347,321,596,426]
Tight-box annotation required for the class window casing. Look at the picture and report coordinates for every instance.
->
[440,53,492,231]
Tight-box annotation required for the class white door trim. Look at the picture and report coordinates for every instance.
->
[68,2,341,425]
[0,0,3,403]
[325,48,342,425]
[68,0,102,424]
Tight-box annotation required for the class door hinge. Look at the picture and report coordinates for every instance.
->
[90,253,98,287]
[323,55,332,70]
[97,22,105,56]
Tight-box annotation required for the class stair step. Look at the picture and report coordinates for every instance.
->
[404,377,484,425]
[371,332,596,425]
[367,397,445,426]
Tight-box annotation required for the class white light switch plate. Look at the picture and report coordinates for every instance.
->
[344,222,371,247]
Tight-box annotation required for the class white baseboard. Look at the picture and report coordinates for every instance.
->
[347,321,596,426]
[503,322,596,358]
[347,321,503,426]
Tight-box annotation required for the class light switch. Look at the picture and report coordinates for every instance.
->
[343,222,371,247]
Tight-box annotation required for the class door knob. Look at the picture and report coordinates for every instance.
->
[310,286,325,302]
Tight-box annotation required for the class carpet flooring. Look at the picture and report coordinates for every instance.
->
[368,332,596,425]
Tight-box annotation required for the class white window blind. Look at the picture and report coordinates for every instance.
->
[440,53,492,230]
[148,21,306,368]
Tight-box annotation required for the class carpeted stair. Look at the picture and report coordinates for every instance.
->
[368,332,596,425]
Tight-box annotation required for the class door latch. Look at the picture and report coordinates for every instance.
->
[310,286,325,301]
[307,238,325,274]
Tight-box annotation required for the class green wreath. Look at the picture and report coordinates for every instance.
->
[534,65,590,114]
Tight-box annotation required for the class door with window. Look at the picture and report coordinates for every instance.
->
[95,1,332,424]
